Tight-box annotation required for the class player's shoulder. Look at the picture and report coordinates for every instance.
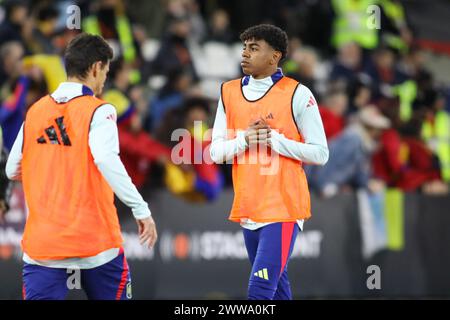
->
[281,76,313,94]
[220,77,242,99]
[293,83,317,111]
[92,102,117,118]
[222,77,242,88]
[294,83,314,97]
[281,75,300,86]
[83,94,108,106]
[77,95,116,117]
[275,76,302,95]
[26,94,52,116]
[89,102,117,127]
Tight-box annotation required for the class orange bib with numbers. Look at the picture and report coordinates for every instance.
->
[21,94,123,260]
[222,76,311,223]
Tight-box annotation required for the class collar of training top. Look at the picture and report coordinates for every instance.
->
[242,68,284,86]
[50,82,95,104]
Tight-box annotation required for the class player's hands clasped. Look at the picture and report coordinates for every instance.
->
[136,216,158,249]
[245,118,271,146]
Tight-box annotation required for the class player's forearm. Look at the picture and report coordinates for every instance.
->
[5,162,21,181]
[94,154,151,220]
[89,105,151,220]
[210,97,248,163]
[210,131,247,163]
[5,124,23,181]
[289,85,329,165]
[270,130,329,165]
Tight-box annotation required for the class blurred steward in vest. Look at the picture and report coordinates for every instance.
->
[421,89,450,183]
[330,0,412,53]
[83,0,142,84]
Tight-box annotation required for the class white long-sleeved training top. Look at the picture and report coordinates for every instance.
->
[210,68,329,231]
[5,82,151,269]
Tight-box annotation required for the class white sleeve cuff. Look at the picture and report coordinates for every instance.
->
[132,205,152,220]
[268,129,284,154]
[237,130,248,150]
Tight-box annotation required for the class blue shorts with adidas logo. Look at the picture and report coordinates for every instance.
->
[243,222,299,300]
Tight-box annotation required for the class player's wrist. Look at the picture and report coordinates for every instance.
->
[132,205,152,220]
[237,131,249,149]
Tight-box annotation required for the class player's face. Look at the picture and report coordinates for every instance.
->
[241,39,277,78]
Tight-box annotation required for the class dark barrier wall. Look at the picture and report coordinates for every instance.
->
[0,188,449,299]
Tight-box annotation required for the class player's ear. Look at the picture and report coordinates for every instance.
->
[271,51,282,65]
[90,62,97,78]
[92,61,102,78]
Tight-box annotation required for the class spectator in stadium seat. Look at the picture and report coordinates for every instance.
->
[330,41,368,86]
[151,15,199,81]
[0,0,29,49]
[206,9,234,44]
[347,78,373,115]
[285,47,319,97]
[102,59,172,189]
[319,88,348,140]
[373,93,447,193]
[0,41,24,86]
[0,42,49,151]
[307,106,390,197]
[28,4,59,54]
[156,97,224,202]
[364,46,408,100]
[398,46,430,84]
[146,67,193,132]
[184,0,208,44]
[399,117,446,193]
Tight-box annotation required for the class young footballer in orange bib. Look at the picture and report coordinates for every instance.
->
[210,25,329,300]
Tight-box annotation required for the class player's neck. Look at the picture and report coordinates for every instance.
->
[67,77,95,93]
[251,66,279,80]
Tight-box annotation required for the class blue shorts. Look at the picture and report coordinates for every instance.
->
[243,222,299,300]
[22,248,132,300]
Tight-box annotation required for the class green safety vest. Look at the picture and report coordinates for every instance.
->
[379,0,406,27]
[331,0,379,49]
[393,80,417,122]
[83,15,136,63]
[83,15,140,84]
[379,0,408,53]
[422,110,450,182]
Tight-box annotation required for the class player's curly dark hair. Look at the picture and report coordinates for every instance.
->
[239,24,288,60]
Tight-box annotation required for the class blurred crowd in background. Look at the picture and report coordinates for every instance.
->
[0,0,450,216]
